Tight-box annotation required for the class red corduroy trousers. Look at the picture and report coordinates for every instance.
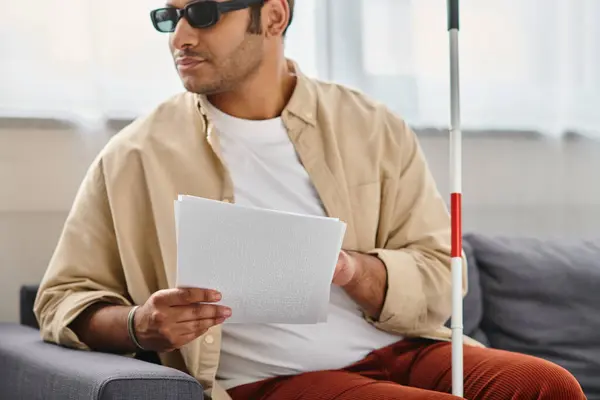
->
[228,339,586,400]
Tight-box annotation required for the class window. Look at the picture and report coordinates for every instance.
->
[329,0,600,136]
[1,0,599,137]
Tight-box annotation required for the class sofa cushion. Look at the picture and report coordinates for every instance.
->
[466,233,600,399]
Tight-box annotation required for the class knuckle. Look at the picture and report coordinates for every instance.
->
[205,305,218,318]
[146,296,158,308]
[202,304,217,318]
[192,304,203,318]
[201,319,216,331]
[194,320,208,333]
[151,310,165,324]
[150,290,164,303]
[148,293,164,308]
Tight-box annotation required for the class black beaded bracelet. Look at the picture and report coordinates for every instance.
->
[127,306,146,351]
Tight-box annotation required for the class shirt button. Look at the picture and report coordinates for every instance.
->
[204,335,214,344]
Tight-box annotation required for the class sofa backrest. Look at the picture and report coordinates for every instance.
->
[464,233,600,400]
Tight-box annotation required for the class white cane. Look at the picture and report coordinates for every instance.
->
[447,0,464,398]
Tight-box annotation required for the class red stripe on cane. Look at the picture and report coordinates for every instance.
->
[451,193,462,257]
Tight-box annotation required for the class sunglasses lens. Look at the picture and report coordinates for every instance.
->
[186,2,219,28]
[152,8,178,32]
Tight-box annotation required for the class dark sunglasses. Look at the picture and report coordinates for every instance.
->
[150,0,264,33]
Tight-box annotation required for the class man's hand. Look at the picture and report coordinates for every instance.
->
[134,288,232,352]
[333,250,388,320]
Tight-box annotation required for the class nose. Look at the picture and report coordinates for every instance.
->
[170,16,199,50]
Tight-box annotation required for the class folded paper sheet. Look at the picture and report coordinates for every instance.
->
[175,195,347,324]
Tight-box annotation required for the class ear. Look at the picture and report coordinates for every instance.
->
[263,0,290,38]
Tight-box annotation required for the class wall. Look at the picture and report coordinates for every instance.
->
[421,131,600,238]
[1,121,599,323]
[0,120,110,324]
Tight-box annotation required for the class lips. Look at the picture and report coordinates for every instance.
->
[176,57,205,72]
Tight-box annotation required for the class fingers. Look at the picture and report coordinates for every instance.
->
[173,303,232,323]
[139,288,230,353]
[177,317,227,336]
[155,287,222,306]
[154,318,226,352]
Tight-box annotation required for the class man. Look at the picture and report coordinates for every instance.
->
[34,0,585,399]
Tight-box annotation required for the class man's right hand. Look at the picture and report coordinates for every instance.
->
[134,288,232,352]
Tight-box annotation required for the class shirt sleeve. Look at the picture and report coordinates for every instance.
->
[366,111,468,336]
[33,155,131,350]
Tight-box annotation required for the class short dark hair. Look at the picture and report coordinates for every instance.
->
[247,0,294,35]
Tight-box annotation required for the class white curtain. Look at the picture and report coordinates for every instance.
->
[1,0,599,137]
[330,0,600,137]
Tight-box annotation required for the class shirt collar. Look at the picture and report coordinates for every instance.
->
[195,58,317,132]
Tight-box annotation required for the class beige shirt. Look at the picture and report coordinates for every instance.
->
[34,63,480,400]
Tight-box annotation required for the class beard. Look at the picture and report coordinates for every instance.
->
[176,34,264,95]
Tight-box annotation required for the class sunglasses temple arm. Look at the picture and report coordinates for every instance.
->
[218,0,257,13]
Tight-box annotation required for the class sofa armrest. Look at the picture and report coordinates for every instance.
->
[0,323,204,400]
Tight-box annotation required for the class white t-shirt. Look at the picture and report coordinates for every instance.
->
[203,101,401,390]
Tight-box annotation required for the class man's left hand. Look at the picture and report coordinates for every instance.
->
[332,250,388,319]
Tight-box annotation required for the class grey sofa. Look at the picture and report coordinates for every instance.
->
[0,286,204,400]
[457,234,600,400]
[1,233,599,399]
